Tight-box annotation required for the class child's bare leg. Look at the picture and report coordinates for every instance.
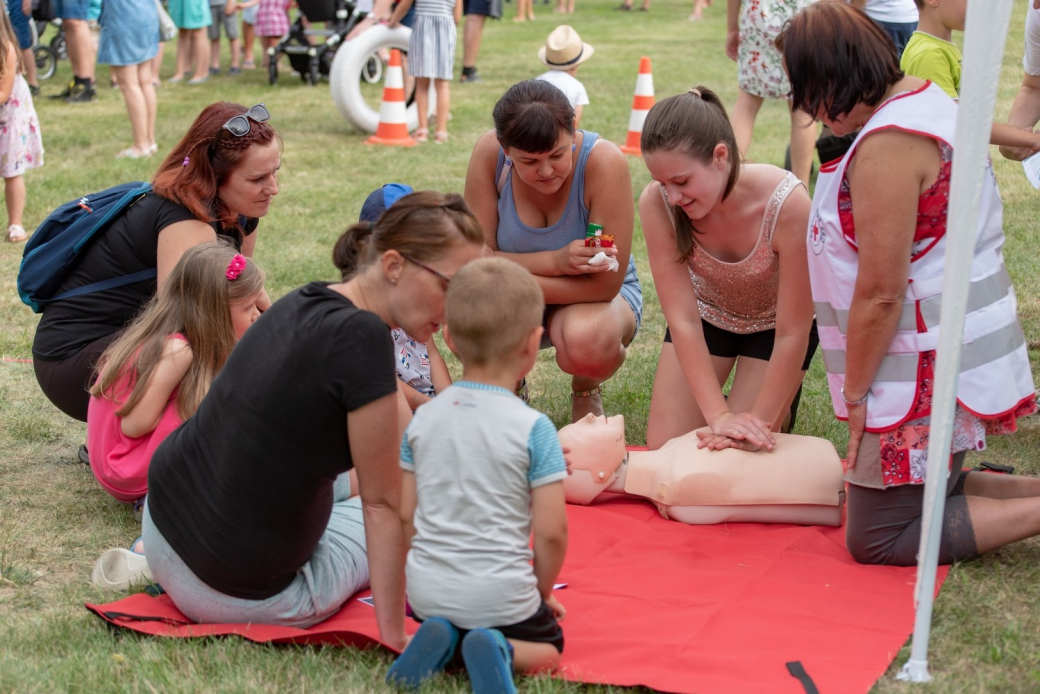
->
[150,43,164,84]
[414,77,431,137]
[229,37,241,69]
[210,38,221,69]
[508,639,561,673]
[401,54,414,101]
[5,175,25,227]
[434,78,450,136]
[21,49,38,87]
[242,22,256,65]
[190,29,211,80]
[174,29,191,78]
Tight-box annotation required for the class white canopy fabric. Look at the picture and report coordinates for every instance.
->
[896,0,1016,683]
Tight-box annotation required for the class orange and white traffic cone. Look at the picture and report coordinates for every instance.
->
[366,49,416,147]
[619,57,654,156]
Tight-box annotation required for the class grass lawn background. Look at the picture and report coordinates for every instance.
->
[2,1,1040,690]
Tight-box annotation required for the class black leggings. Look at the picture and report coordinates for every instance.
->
[845,452,978,566]
[33,332,119,422]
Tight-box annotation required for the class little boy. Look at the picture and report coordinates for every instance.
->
[386,258,568,694]
[535,25,593,127]
[900,0,964,98]
[209,0,243,75]
[902,0,1040,155]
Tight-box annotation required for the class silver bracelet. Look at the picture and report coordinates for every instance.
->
[841,385,868,407]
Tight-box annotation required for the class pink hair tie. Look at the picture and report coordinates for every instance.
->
[226,254,247,280]
[182,156,190,167]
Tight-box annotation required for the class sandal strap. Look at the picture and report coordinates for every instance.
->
[571,386,602,398]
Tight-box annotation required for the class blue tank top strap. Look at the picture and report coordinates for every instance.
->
[571,130,599,221]
[495,148,509,194]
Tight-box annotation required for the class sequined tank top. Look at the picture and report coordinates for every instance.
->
[664,171,802,334]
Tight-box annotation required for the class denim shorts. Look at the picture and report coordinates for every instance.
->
[55,0,91,20]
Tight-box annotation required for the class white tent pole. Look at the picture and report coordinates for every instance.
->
[896,0,1015,683]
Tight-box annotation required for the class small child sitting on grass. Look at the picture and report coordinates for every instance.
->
[386,257,568,694]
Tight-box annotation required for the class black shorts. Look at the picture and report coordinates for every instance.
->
[463,0,502,18]
[664,319,819,372]
[416,600,564,654]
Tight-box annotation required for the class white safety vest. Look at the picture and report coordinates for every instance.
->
[807,82,1034,431]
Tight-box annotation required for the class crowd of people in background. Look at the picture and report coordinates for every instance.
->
[5,1,1040,692]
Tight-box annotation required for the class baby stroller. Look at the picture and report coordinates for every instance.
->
[31,0,66,81]
[268,0,376,86]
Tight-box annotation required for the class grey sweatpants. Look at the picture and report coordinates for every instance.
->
[141,473,370,628]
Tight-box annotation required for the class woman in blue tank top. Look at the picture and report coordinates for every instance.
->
[464,80,643,422]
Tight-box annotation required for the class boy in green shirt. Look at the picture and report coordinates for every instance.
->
[901,0,1040,156]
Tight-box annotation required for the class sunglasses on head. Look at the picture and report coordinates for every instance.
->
[222,104,271,138]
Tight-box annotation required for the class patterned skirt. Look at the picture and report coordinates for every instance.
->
[408,14,456,80]
[0,76,44,179]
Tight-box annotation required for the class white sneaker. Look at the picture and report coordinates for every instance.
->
[91,548,153,592]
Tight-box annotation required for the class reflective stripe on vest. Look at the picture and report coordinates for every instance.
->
[814,265,1013,334]
[821,319,1026,380]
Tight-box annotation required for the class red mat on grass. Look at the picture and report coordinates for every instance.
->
[87,499,946,693]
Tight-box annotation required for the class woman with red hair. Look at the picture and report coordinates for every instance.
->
[32,102,279,426]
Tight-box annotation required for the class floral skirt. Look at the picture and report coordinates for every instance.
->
[737,0,816,100]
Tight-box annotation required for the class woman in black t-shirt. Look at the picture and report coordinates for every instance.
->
[142,192,485,648]
[32,102,279,422]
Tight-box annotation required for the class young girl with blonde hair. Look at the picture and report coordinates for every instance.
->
[87,241,265,509]
[0,8,42,242]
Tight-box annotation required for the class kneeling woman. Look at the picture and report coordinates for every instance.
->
[779,2,1040,566]
[638,88,815,451]
[142,192,484,641]
[464,80,643,422]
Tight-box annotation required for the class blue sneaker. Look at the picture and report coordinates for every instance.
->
[386,617,459,689]
[461,628,517,694]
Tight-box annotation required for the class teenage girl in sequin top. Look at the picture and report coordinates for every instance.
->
[638,87,817,452]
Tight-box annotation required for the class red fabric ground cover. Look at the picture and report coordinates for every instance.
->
[88,498,945,693]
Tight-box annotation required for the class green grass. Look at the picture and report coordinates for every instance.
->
[1,1,1039,691]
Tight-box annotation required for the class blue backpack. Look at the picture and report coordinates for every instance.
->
[18,182,155,313]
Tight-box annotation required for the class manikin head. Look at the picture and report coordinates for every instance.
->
[557,413,628,505]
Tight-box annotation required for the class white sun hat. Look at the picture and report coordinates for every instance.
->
[538,25,596,70]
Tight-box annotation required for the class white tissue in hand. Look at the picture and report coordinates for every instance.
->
[589,251,619,272]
